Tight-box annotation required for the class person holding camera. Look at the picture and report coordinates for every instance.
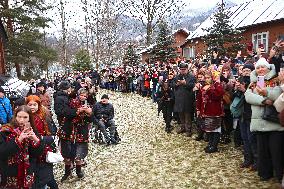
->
[173,62,196,137]
[54,81,89,181]
[93,94,117,145]
[0,105,44,189]
[68,88,92,179]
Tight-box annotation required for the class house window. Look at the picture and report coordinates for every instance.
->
[183,47,196,59]
[252,32,269,52]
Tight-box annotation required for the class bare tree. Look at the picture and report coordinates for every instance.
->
[88,0,126,68]
[123,0,185,46]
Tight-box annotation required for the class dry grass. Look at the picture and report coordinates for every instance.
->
[55,90,280,189]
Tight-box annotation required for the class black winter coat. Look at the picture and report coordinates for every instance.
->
[54,91,77,140]
[93,102,114,124]
[173,73,195,113]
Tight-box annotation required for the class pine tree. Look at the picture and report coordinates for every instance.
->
[123,45,139,66]
[151,20,176,63]
[0,0,55,78]
[72,49,93,71]
[203,3,244,56]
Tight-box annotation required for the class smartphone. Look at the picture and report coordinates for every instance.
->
[278,35,284,41]
[257,76,265,88]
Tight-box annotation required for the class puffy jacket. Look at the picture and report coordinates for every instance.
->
[0,97,13,125]
[93,102,114,123]
[245,64,284,132]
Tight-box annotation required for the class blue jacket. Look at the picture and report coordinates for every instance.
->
[0,97,13,124]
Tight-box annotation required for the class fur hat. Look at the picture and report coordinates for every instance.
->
[255,58,270,69]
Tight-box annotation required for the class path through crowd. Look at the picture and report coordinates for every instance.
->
[56,90,279,189]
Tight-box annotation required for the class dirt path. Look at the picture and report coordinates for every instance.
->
[56,90,279,189]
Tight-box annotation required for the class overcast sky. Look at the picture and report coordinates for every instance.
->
[46,0,249,35]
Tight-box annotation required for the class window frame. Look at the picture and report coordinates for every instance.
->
[252,31,269,53]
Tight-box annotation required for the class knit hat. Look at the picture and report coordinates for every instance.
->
[0,86,5,94]
[101,94,109,99]
[255,58,270,69]
[36,82,46,89]
[242,63,255,71]
[58,81,71,91]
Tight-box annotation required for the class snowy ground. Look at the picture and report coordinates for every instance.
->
[54,90,280,189]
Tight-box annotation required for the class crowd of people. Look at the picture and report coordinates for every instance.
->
[95,39,284,186]
[0,37,283,188]
[0,70,118,188]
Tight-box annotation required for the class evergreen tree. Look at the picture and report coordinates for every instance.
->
[123,45,139,66]
[72,49,93,71]
[203,3,244,56]
[0,0,54,78]
[151,20,176,63]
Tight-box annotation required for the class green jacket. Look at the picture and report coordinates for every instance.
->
[245,64,284,132]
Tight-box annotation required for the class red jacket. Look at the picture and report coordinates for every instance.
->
[196,82,225,117]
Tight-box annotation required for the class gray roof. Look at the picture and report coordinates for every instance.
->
[187,0,284,40]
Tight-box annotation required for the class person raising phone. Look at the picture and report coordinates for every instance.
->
[0,105,44,189]
[269,37,284,74]
[245,58,284,182]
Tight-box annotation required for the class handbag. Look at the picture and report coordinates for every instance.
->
[46,151,64,163]
[261,105,280,123]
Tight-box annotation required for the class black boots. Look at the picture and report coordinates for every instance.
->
[76,165,84,178]
[61,165,71,182]
[165,124,173,133]
[205,132,220,153]
[195,129,204,141]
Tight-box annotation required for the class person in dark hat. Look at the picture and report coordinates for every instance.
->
[35,81,51,110]
[173,62,196,136]
[0,86,13,126]
[54,81,87,181]
[93,94,118,145]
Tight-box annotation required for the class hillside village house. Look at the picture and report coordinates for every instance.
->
[139,28,190,64]
[0,20,8,74]
[181,0,284,59]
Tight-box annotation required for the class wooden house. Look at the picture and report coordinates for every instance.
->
[181,0,284,58]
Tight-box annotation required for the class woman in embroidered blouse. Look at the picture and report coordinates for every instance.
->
[196,71,224,153]
[26,95,58,189]
[59,88,92,181]
[0,105,43,189]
